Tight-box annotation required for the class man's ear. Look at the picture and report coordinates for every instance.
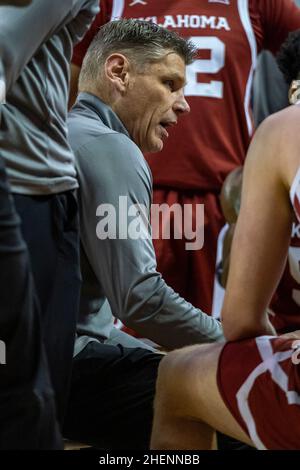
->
[105,54,130,93]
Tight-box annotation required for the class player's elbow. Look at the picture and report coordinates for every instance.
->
[223,316,270,342]
[117,286,149,330]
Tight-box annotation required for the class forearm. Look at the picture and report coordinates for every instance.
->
[221,117,292,342]
[221,211,288,341]
[110,274,224,349]
[223,311,276,341]
[86,234,223,349]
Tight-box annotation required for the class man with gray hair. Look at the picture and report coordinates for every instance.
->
[63,19,223,449]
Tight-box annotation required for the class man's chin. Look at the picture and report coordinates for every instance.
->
[147,139,164,154]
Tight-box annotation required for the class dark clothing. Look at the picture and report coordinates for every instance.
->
[14,192,81,423]
[64,342,162,449]
[0,0,98,431]
[0,0,98,448]
[0,156,62,449]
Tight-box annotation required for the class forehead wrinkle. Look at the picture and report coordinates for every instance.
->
[145,51,185,76]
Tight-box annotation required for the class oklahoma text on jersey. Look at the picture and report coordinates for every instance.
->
[130,14,230,30]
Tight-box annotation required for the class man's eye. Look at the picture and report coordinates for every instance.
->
[164,80,174,90]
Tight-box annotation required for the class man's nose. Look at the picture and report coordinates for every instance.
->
[174,90,190,115]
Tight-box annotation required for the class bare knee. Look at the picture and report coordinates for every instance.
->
[155,343,223,416]
[156,347,198,392]
[157,343,223,383]
[152,343,224,449]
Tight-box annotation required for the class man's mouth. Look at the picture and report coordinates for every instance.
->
[158,120,177,138]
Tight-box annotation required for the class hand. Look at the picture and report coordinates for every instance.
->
[280,330,300,340]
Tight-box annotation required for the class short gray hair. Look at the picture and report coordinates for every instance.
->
[79,19,196,89]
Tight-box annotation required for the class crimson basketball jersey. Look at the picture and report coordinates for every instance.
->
[217,169,300,449]
[73,0,300,190]
[267,168,300,332]
[270,224,300,332]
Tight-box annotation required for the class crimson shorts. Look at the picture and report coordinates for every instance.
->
[217,335,300,449]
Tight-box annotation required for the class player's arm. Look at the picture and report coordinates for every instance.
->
[69,4,104,108]
[221,111,295,341]
[0,0,98,96]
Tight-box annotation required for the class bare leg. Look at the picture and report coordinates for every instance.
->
[151,342,253,450]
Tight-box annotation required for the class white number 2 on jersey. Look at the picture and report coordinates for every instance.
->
[185,36,225,99]
[288,246,300,306]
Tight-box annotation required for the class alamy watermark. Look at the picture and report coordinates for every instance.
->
[95,196,204,251]
[0,339,6,365]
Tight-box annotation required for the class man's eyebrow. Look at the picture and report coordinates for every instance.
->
[165,72,186,87]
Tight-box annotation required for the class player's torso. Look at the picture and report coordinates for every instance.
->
[271,168,300,332]
[110,0,254,105]
[271,222,300,333]
[107,0,257,190]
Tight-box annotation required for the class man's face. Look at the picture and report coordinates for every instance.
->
[119,52,190,153]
